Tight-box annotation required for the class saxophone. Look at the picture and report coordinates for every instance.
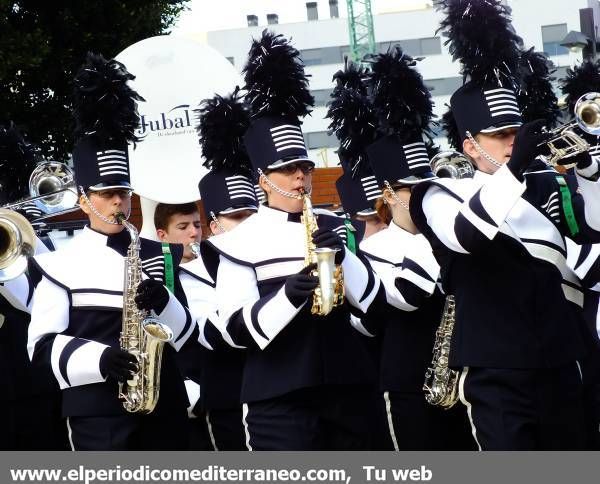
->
[116,213,173,414]
[300,190,344,316]
[423,295,460,408]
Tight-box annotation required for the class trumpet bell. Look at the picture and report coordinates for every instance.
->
[29,161,78,215]
[0,208,36,281]
[430,151,475,179]
[575,92,600,136]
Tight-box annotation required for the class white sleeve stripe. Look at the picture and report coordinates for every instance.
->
[66,342,108,387]
[399,269,437,295]
[51,334,72,389]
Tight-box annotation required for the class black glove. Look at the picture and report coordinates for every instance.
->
[507,119,549,181]
[312,228,345,264]
[134,279,169,314]
[99,347,138,382]
[561,150,593,170]
[284,263,319,307]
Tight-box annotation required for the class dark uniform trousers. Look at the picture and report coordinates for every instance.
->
[68,413,189,451]
[244,385,380,451]
[459,364,586,450]
[206,407,246,451]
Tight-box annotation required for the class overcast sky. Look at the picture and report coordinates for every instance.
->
[172,0,433,35]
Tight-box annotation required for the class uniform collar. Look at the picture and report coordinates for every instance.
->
[259,204,303,223]
[80,225,131,256]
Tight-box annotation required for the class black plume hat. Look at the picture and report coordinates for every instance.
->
[72,52,144,192]
[0,121,40,205]
[242,30,314,172]
[437,0,524,140]
[195,89,257,218]
[365,46,435,186]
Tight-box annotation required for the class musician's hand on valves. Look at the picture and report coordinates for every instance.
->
[561,150,593,170]
[134,279,169,314]
[507,119,549,181]
[284,263,318,307]
[312,228,345,264]
[99,347,138,382]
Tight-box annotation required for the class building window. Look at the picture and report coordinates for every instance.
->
[306,131,339,149]
[312,88,333,107]
[377,37,441,56]
[425,77,463,96]
[300,46,346,66]
[542,24,569,56]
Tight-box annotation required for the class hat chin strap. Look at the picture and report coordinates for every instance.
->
[384,181,410,211]
[258,169,312,200]
[210,211,226,234]
[465,131,504,168]
[78,186,130,225]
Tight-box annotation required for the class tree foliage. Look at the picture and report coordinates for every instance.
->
[0,0,189,161]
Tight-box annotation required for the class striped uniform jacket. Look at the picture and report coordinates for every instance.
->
[359,222,444,392]
[27,227,194,417]
[409,160,600,369]
[179,249,245,412]
[203,205,379,403]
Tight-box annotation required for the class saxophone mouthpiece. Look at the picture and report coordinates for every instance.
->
[114,212,126,224]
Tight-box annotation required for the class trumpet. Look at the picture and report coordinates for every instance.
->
[0,209,36,282]
[3,161,79,219]
[540,92,600,167]
[430,151,475,179]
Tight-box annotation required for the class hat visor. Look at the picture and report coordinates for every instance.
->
[391,172,437,187]
[87,181,133,192]
[479,122,522,134]
[219,205,258,215]
[266,156,315,170]
[355,209,378,217]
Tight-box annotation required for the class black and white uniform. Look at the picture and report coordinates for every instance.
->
[205,205,381,450]
[27,226,195,451]
[0,238,68,450]
[566,239,600,449]
[179,247,247,451]
[358,222,474,450]
[410,160,600,450]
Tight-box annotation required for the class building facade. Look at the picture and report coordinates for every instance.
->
[205,0,595,166]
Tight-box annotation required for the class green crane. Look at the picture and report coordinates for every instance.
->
[346,0,376,63]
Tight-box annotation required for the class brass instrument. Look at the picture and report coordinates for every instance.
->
[541,92,600,167]
[189,242,201,259]
[300,190,344,316]
[117,212,173,414]
[423,152,473,408]
[430,151,475,179]
[3,161,78,219]
[424,296,460,408]
[0,209,36,282]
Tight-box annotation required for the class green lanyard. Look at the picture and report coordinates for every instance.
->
[344,218,357,254]
[556,176,579,237]
[161,243,175,294]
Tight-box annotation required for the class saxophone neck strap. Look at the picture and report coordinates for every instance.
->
[161,243,175,293]
[344,218,357,254]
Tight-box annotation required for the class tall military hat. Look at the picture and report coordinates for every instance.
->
[196,88,258,219]
[438,0,524,142]
[72,53,144,192]
[242,30,314,172]
[327,58,380,216]
[365,46,436,186]
[0,121,39,206]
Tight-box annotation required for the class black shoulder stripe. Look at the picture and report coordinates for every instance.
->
[574,244,592,271]
[179,266,215,288]
[250,291,278,340]
[468,188,497,228]
[402,257,435,283]
[58,338,89,386]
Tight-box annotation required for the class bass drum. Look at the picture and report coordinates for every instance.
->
[116,35,241,238]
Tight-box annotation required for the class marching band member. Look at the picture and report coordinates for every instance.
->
[27,54,194,450]
[334,48,471,450]
[409,0,600,450]
[205,31,381,450]
[0,122,68,450]
[175,89,259,451]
